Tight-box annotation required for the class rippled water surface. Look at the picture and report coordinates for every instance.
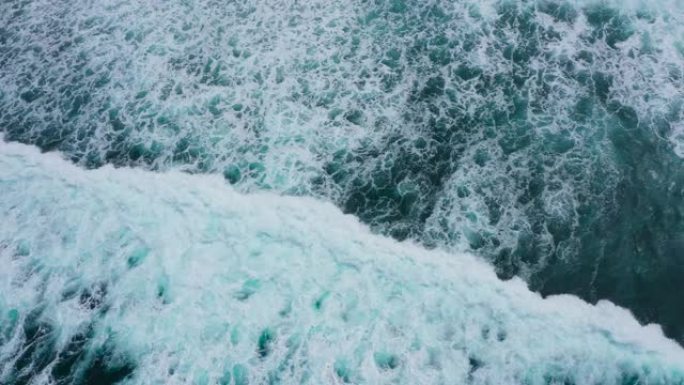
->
[1,0,684,383]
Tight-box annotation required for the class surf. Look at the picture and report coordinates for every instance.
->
[1,141,683,385]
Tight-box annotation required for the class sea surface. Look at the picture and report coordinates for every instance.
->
[1,0,684,384]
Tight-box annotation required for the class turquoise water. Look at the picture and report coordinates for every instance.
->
[1,0,684,383]
[1,142,684,385]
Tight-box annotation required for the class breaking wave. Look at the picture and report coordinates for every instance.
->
[1,141,683,385]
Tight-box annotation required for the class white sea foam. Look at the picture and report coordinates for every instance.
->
[3,0,682,275]
[671,122,684,158]
[0,141,683,385]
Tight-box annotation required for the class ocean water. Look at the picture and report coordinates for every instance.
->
[1,141,684,385]
[1,0,684,383]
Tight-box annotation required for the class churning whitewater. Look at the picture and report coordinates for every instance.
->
[1,141,683,385]
[1,0,684,383]
[2,0,684,343]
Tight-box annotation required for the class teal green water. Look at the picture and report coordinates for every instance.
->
[1,142,684,385]
[1,0,683,363]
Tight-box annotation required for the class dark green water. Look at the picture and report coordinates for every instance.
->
[1,0,683,349]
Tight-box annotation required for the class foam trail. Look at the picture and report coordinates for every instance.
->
[1,141,683,385]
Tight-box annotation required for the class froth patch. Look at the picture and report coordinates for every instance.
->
[670,122,684,158]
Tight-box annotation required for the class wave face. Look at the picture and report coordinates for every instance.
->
[0,142,683,385]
